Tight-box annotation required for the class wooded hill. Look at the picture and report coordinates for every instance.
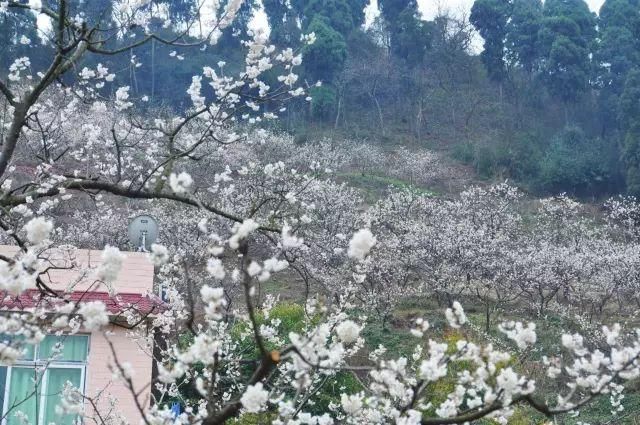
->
[4,0,640,198]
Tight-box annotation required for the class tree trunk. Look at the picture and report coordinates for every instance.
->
[416,100,423,141]
[373,95,385,136]
[151,326,167,404]
[334,94,342,130]
[485,303,491,333]
[151,38,156,102]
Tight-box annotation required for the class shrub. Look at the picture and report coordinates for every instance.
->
[309,86,337,121]
[452,142,475,164]
[537,126,620,196]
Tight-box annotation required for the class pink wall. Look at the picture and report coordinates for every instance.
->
[85,325,153,425]
[0,245,155,294]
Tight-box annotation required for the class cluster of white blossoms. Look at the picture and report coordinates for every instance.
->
[0,340,26,365]
[96,245,126,284]
[23,217,53,245]
[335,320,361,344]
[114,86,133,111]
[499,321,537,350]
[78,63,116,89]
[200,285,226,320]
[169,171,194,194]
[77,301,110,331]
[347,228,376,260]
[256,257,289,282]
[228,218,259,249]
[148,243,169,266]
[281,223,304,249]
[186,76,205,109]
[8,57,30,82]
[206,257,226,280]
[445,301,467,329]
[56,382,85,417]
[0,250,41,295]
[410,317,430,338]
[240,382,270,413]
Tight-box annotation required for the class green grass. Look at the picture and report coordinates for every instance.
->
[259,278,306,302]
[557,392,640,424]
[336,171,438,202]
[361,320,419,358]
[230,413,277,424]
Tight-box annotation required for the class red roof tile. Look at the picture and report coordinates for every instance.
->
[0,289,165,316]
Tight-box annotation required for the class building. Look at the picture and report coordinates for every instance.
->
[0,246,161,425]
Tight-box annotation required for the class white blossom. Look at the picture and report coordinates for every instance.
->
[340,393,363,415]
[169,172,193,194]
[229,219,259,249]
[0,342,24,365]
[445,301,467,329]
[335,320,361,344]
[97,246,126,283]
[347,229,376,260]
[78,301,109,331]
[240,382,269,413]
[206,258,226,279]
[23,217,53,244]
[499,322,537,350]
[148,243,169,266]
[115,86,133,110]
[282,223,304,249]
[247,261,262,277]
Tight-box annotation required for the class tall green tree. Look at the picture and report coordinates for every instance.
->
[595,0,640,134]
[596,0,640,91]
[302,0,367,36]
[619,68,640,195]
[506,0,543,73]
[378,0,414,26]
[379,0,430,64]
[302,16,348,83]
[470,0,511,82]
[538,0,596,108]
[263,0,302,45]
[542,0,597,41]
[545,35,590,103]
[392,7,433,66]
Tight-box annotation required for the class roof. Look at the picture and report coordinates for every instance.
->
[0,289,165,316]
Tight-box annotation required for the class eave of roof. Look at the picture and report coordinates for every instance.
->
[0,289,166,316]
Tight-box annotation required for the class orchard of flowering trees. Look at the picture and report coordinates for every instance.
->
[5,1,640,425]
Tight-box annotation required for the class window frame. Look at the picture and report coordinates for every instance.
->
[0,334,90,425]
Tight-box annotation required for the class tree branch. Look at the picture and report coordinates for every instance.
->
[2,179,281,232]
[0,80,15,106]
